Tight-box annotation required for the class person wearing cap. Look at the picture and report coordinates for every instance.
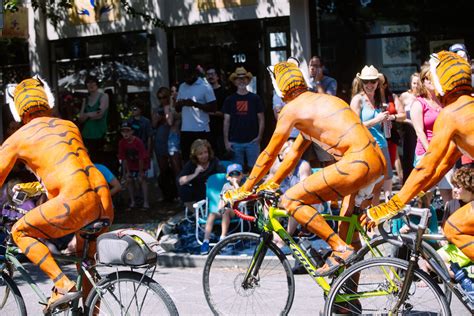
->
[118,121,150,210]
[78,74,109,161]
[223,67,265,169]
[2,76,113,311]
[175,62,217,163]
[350,65,394,205]
[449,43,471,62]
[200,163,245,254]
[308,55,337,95]
[365,51,474,262]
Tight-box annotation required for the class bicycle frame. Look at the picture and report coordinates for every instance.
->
[0,238,101,313]
[242,204,385,296]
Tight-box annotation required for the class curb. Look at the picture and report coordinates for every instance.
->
[157,252,297,268]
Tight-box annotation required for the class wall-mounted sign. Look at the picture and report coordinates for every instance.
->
[1,6,28,39]
[197,0,257,11]
[70,0,121,25]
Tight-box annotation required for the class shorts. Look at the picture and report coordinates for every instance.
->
[414,153,454,190]
[168,131,181,156]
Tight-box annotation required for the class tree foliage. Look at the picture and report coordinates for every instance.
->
[3,0,167,30]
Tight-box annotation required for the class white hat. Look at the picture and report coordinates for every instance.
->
[357,65,384,83]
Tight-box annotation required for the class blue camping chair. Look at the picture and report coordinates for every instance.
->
[193,173,250,245]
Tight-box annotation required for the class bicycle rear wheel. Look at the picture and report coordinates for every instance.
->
[85,270,178,316]
[203,232,295,315]
[0,271,26,315]
[324,257,450,315]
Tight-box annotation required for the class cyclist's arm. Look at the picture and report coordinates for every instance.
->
[241,116,293,192]
[268,133,311,185]
[398,116,461,204]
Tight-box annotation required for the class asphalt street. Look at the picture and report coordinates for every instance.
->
[4,261,469,315]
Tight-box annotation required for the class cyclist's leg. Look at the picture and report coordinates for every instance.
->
[444,202,474,260]
[11,192,102,306]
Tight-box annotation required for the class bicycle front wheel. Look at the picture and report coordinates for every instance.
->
[0,271,26,315]
[324,257,450,315]
[203,232,295,315]
[85,270,178,316]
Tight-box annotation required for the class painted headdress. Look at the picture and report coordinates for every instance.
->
[267,57,310,103]
[7,75,55,124]
[429,50,472,98]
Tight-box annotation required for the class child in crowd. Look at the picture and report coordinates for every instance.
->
[118,121,150,210]
[201,163,244,255]
[438,167,474,272]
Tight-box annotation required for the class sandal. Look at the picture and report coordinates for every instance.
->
[315,246,357,277]
[43,281,81,314]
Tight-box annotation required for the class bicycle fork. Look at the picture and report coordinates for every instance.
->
[241,232,273,289]
[390,225,426,313]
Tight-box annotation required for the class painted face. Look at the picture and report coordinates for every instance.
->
[430,51,472,98]
[272,61,307,102]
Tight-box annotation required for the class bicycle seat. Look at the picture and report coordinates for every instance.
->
[79,219,110,237]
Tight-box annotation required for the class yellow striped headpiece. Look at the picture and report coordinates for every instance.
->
[429,51,472,97]
[9,76,54,124]
[268,57,309,102]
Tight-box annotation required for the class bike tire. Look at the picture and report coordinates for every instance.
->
[0,271,26,315]
[203,232,295,315]
[358,234,452,304]
[85,270,178,316]
[324,257,451,315]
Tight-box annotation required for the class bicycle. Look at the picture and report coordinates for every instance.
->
[202,190,451,315]
[324,206,456,315]
[0,202,178,315]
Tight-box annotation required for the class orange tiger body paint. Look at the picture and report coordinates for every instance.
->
[233,59,386,274]
[1,77,113,309]
[368,51,474,259]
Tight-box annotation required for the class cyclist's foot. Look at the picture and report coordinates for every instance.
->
[315,246,356,277]
[44,281,81,314]
[332,246,357,265]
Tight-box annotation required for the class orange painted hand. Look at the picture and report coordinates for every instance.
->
[367,194,404,225]
[359,212,376,230]
[222,187,252,206]
[256,181,280,193]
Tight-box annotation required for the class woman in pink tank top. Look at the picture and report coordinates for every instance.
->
[411,63,453,205]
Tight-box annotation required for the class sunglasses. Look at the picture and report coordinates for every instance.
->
[229,171,242,177]
[362,79,378,84]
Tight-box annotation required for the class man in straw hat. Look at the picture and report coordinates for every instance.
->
[1,76,113,312]
[224,58,386,276]
[223,66,264,169]
[365,51,474,261]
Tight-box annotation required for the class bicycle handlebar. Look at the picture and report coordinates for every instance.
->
[378,205,431,246]
[232,194,259,222]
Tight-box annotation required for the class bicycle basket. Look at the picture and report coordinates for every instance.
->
[97,229,165,266]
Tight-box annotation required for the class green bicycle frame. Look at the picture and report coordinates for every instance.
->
[0,239,101,313]
[242,204,391,299]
